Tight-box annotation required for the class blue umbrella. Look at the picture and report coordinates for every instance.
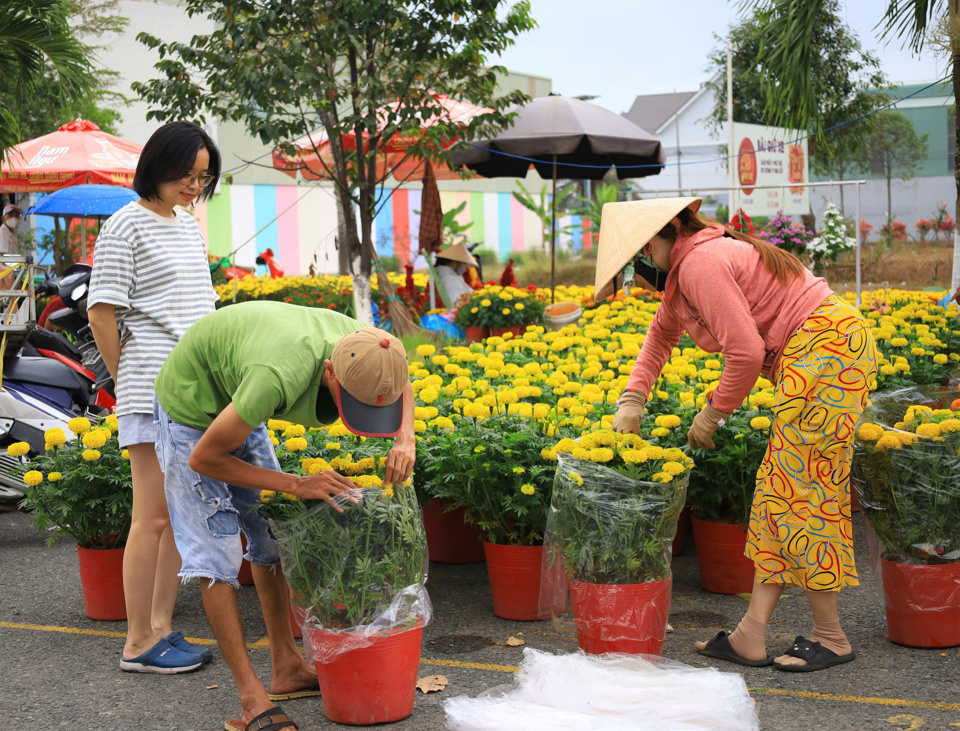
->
[24,184,138,218]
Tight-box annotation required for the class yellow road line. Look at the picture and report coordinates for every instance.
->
[3,620,958,713]
[748,688,960,712]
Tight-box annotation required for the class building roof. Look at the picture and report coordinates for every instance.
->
[623,91,697,134]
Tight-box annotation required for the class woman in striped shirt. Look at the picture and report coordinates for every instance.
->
[89,122,220,673]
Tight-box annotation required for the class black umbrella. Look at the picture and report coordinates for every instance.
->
[451,94,665,299]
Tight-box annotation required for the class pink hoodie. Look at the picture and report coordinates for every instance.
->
[625,224,832,413]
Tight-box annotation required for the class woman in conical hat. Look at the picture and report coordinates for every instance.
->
[595,198,877,673]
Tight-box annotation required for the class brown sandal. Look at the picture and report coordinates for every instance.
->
[224,706,299,731]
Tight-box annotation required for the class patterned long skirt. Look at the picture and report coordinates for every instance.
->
[746,294,877,591]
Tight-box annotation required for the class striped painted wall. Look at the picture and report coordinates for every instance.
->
[39,183,594,276]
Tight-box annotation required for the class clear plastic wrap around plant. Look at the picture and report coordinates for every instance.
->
[270,486,431,664]
[538,453,687,650]
[852,387,960,620]
[443,648,760,731]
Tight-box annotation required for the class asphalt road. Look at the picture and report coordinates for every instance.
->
[1,506,958,731]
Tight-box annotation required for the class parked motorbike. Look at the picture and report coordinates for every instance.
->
[0,264,114,505]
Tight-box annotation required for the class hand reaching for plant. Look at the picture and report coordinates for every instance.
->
[294,470,362,512]
[384,437,416,485]
[613,391,646,435]
[687,403,730,450]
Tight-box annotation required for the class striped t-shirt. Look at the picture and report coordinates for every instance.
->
[89,201,217,417]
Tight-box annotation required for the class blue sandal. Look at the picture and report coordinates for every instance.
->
[120,637,204,674]
[165,630,213,664]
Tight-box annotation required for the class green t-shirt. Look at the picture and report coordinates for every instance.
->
[155,301,364,430]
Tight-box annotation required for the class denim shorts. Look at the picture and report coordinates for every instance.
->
[153,402,281,588]
[118,412,157,448]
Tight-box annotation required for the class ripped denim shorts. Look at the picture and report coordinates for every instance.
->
[153,401,281,588]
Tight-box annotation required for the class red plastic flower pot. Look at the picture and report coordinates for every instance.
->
[464,325,488,343]
[422,499,485,564]
[490,325,527,339]
[881,559,960,648]
[309,621,424,725]
[570,576,672,655]
[76,545,126,621]
[690,516,755,595]
[483,542,543,621]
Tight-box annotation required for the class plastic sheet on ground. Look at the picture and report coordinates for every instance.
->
[271,487,431,663]
[852,386,960,616]
[443,648,760,731]
[538,453,686,653]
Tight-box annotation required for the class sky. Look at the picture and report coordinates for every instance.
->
[493,1,949,115]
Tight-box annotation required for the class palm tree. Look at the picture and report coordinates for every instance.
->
[0,0,92,156]
[743,0,960,289]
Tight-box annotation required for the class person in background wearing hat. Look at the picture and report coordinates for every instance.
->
[152,300,414,731]
[433,242,478,306]
[596,197,876,673]
[1,203,22,297]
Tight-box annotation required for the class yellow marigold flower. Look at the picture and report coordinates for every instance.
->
[307,459,332,475]
[654,414,682,429]
[750,416,772,430]
[916,423,941,438]
[260,490,276,502]
[44,428,67,446]
[416,344,436,357]
[6,442,30,457]
[890,337,908,347]
[283,423,306,438]
[23,470,43,486]
[651,427,670,437]
[82,430,108,449]
[47,472,62,481]
[474,445,486,453]
[326,423,350,438]
[502,307,511,315]
[480,299,492,307]
[512,466,526,474]
[876,435,902,451]
[471,307,479,314]
[934,353,949,365]
[418,388,439,404]
[938,418,960,433]
[68,417,91,435]
[588,447,614,463]
[651,472,673,483]
[515,303,525,310]
[82,449,101,461]
[382,485,394,498]
[857,423,883,441]
[520,483,536,495]
[620,449,646,464]
[662,461,686,475]
[414,420,427,433]
[104,414,119,432]
[325,442,341,450]
[266,419,288,432]
[284,437,308,452]
[568,471,584,486]
[121,449,129,460]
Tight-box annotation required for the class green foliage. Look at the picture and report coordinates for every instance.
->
[709,0,886,169]
[18,421,132,550]
[869,111,929,226]
[511,181,577,249]
[0,0,123,153]
[685,410,772,526]
[452,286,547,330]
[416,412,565,545]
[261,487,427,628]
[547,453,687,585]
[852,389,960,565]
[441,201,474,248]
[569,183,624,237]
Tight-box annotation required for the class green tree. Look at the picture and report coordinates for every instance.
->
[511,181,576,252]
[868,111,929,229]
[133,0,535,324]
[0,0,95,155]
[740,0,960,289]
[569,182,625,238]
[706,0,886,188]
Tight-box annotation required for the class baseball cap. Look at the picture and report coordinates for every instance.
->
[2,204,21,217]
[330,327,408,438]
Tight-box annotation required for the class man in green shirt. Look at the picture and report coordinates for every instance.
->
[153,301,415,731]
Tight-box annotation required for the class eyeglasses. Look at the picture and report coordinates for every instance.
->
[179,173,217,187]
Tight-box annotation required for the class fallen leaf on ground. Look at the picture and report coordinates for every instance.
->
[417,675,448,693]
[666,623,674,633]
[506,636,525,647]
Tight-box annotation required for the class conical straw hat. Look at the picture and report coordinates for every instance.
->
[436,242,478,267]
[593,197,702,301]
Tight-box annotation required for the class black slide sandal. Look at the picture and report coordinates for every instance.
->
[774,636,856,673]
[697,630,774,667]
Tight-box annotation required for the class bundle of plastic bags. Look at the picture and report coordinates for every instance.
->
[444,648,760,731]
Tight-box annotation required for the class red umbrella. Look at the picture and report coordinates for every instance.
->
[272,93,490,183]
[0,119,142,193]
